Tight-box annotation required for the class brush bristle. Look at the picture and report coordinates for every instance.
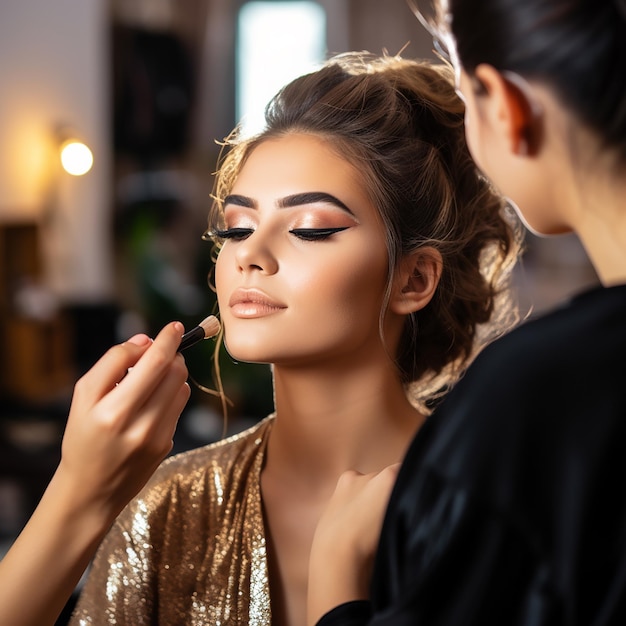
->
[199,315,221,339]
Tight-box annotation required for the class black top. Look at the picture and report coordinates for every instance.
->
[318,284,626,626]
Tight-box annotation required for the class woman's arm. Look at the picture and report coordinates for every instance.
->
[0,321,190,626]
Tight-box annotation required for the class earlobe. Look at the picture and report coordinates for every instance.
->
[474,64,543,157]
[390,249,442,315]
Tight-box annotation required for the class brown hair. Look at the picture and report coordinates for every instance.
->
[206,52,522,412]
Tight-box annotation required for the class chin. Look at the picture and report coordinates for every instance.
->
[222,337,273,365]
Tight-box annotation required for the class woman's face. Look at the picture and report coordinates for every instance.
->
[214,133,393,368]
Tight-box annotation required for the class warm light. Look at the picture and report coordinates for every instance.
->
[60,139,93,176]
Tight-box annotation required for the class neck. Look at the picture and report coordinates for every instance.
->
[264,359,424,489]
[542,97,626,287]
[569,163,626,287]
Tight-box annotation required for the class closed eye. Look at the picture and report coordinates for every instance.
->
[211,227,254,241]
[290,227,349,241]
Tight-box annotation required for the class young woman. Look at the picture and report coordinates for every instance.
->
[0,322,190,626]
[309,1,626,625]
[69,52,521,626]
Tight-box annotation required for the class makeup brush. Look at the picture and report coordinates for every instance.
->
[178,315,221,352]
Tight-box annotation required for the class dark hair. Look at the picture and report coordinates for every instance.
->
[207,52,521,412]
[432,0,626,159]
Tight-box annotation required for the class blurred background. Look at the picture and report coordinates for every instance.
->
[0,0,598,622]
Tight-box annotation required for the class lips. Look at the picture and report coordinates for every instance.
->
[228,288,287,318]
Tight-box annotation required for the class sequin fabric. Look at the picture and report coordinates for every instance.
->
[70,415,275,626]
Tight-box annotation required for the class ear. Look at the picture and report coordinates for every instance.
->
[389,248,443,315]
[474,64,543,156]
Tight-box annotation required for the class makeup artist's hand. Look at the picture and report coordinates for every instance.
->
[307,464,400,626]
[56,320,190,522]
[0,322,190,626]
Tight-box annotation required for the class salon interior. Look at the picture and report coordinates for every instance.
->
[0,0,599,622]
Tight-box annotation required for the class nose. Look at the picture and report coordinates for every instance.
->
[233,229,279,275]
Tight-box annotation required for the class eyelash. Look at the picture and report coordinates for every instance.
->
[212,227,348,242]
[212,228,253,241]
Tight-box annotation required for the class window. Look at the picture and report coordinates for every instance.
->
[236,1,327,137]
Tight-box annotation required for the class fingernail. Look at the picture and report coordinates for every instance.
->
[127,334,151,346]
[173,321,184,334]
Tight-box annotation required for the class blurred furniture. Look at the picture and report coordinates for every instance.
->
[0,222,75,401]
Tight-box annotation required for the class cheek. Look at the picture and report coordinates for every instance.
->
[214,249,233,308]
[315,249,388,314]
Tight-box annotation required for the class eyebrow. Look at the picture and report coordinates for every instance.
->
[223,192,355,216]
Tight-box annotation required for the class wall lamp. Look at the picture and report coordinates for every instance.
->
[56,125,93,176]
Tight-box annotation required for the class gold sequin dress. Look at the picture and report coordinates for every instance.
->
[70,415,275,626]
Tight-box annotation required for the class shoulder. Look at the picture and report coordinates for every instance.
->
[402,285,626,503]
[115,415,274,526]
[149,414,275,489]
[456,283,626,398]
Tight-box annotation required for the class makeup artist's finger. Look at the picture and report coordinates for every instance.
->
[110,322,188,413]
[77,321,184,407]
[135,361,191,429]
[123,370,191,451]
[71,334,155,406]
